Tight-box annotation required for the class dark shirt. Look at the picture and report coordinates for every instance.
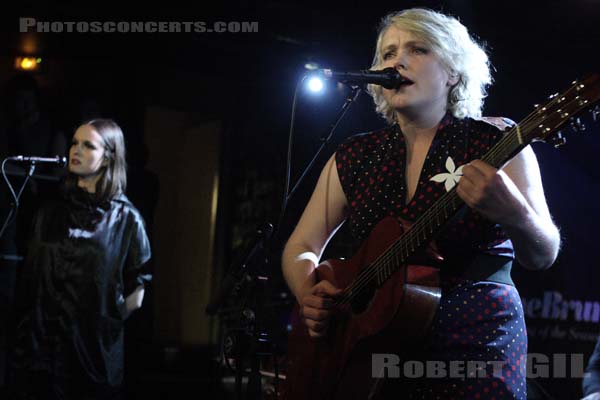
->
[11,187,151,391]
[584,336,600,396]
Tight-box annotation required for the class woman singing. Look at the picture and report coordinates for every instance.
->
[282,8,560,399]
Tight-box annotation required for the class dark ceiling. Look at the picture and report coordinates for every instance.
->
[4,1,598,85]
[1,0,598,147]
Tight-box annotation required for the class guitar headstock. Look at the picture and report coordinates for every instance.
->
[522,74,600,147]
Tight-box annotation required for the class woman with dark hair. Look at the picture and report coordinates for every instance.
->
[9,119,151,399]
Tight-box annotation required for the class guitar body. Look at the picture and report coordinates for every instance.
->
[283,216,441,400]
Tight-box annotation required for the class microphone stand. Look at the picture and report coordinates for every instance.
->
[0,158,37,240]
[278,85,363,227]
[208,81,363,400]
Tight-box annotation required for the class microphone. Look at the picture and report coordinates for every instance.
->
[8,155,67,167]
[320,67,409,89]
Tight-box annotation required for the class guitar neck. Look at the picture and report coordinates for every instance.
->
[340,124,528,299]
[342,74,600,304]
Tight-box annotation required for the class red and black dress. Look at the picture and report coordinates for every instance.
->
[335,114,527,399]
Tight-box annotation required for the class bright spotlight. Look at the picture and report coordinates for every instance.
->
[307,76,324,93]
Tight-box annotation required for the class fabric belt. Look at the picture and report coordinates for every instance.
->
[445,253,514,286]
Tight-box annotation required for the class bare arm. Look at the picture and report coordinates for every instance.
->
[123,285,145,319]
[282,154,348,298]
[457,145,560,270]
[281,154,348,336]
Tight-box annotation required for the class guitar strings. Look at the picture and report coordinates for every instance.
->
[338,126,527,304]
[337,127,529,305]
[366,92,569,287]
[339,86,588,306]
[335,131,517,306]
[339,81,591,306]
[335,83,586,307]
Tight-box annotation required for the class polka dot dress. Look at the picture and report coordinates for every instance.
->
[334,115,527,399]
[414,281,527,399]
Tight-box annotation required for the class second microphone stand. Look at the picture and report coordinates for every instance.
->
[208,83,363,400]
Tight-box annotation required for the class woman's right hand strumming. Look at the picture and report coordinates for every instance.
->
[298,277,342,338]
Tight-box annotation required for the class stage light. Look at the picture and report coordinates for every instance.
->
[307,76,324,93]
[15,56,41,71]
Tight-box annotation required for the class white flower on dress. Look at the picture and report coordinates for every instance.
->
[429,157,465,192]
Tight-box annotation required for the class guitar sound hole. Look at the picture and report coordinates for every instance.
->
[350,284,375,314]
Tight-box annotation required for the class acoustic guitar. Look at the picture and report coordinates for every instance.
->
[283,74,600,400]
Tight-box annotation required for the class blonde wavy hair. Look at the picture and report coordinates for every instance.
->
[368,8,491,123]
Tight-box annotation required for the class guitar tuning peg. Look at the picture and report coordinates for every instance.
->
[550,130,567,148]
[569,117,586,133]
